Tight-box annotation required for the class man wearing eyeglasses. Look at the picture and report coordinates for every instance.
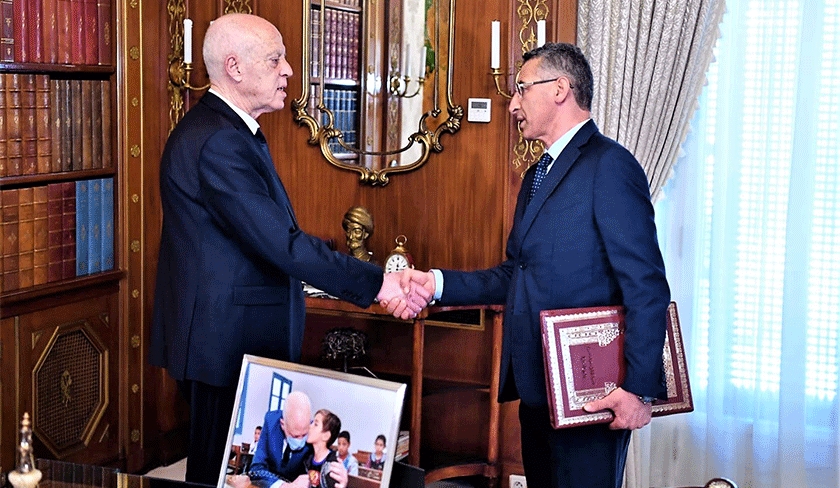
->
[403,43,671,488]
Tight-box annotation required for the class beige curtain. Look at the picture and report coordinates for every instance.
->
[578,0,726,200]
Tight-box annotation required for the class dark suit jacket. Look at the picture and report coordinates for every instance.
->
[150,92,383,387]
[439,120,670,407]
[249,409,313,487]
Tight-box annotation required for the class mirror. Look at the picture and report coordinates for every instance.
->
[293,0,462,186]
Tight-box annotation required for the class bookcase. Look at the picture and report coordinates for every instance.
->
[0,0,122,471]
[307,0,364,161]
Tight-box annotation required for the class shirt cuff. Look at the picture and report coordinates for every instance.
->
[270,480,284,488]
[430,269,444,301]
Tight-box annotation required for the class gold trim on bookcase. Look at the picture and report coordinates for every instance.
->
[223,0,252,14]
[511,0,548,176]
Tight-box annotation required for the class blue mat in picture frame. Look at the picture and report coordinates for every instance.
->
[218,355,407,488]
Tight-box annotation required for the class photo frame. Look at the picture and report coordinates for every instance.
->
[218,355,407,488]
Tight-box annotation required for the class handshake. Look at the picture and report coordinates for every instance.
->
[376,269,436,320]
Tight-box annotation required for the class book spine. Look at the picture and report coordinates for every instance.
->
[83,0,97,64]
[69,79,82,170]
[47,183,63,282]
[35,75,51,174]
[1,188,19,291]
[28,0,43,62]
[57,0,71,64]
[12,0,26,62]
[17,186,33,288]
[86,178,101,274]
[310,7,320,79]
[61,79,71,171]
[0,0,13,62]
[100,80,111,168]
[100,176,113,271]
[90,80,102,168]
[70,0,84,64]
[32,185,48,285]
[5,73,22,177]
[42,0,59,64]
[96,0,111,65]
[60,180,75,279]
[75,179,88,276]
[0,73,6,177]
[20,73,37,175]
[50,79,62,172]
[80,80,92,169]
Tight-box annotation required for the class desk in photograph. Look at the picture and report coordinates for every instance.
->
[304,298,504,486]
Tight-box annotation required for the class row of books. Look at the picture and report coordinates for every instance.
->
[309,87,359,154]
[0,0,113,65]
[324,0,361,6]
[311,7,361,82]
[0,178,114,293]
[0,73,112,178]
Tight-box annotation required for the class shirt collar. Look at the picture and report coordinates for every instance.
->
[544,118,591,168]
[208,88,261,136]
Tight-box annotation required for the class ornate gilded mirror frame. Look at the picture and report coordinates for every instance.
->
[293,0,463,186]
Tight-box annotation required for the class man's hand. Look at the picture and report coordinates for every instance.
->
[288,474,310,488]
[582,387,652,430]
[327,461,349,488]
[399,269,435,300]
[377,271,432,320]
[225,475,252,488]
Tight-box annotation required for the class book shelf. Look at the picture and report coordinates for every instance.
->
[307,0,363,161]
[304,298,504,485]
[0,0,122,471]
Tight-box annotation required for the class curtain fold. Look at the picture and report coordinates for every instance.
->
[610,1,840,487]
[577,0,726,200]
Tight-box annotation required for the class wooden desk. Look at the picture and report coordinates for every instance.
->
[304,298,504,486]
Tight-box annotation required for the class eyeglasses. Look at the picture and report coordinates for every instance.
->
[513,77,575,96]
[514,78,556,96]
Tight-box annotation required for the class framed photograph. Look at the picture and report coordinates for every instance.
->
[218,355,407,488]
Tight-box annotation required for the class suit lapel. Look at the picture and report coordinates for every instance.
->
[515,120,599,244]
[200,93,299,229]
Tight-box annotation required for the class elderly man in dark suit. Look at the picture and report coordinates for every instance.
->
[404,43,670,488]
[149,13,429,485]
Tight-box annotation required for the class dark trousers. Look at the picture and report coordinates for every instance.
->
[177,379,238,486]
[519,402,631,488]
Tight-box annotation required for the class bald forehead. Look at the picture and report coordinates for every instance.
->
[204,13,284,61]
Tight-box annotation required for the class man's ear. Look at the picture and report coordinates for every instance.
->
[225,55,243,82]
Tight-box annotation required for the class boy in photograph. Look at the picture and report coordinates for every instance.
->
[305,409,342,488]
[335,431,359,476]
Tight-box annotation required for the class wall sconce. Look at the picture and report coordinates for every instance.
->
[169,19,210,92]
[389,46,426,98]
[490,19,545,100]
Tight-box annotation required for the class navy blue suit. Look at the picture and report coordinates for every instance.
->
[249,410,313,488]
[149,92,383,484]
[439,120,670,487]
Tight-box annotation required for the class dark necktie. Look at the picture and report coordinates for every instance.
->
[529,152,553,203]
[255,128,272,160]
[282,442,291,465]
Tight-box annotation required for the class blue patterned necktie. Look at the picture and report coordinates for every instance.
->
[529,152,553,203]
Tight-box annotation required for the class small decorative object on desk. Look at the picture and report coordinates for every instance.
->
[383,235,414,274]
[7,413,42,488]
[321,327,370,374]
[342,206,375,263]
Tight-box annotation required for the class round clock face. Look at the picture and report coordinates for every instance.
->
[384,253,411,274]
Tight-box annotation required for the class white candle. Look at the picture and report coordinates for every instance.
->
[491,21,500,70]
[183,18,193,64]
[537,20,546,47]
[405,45,412,78]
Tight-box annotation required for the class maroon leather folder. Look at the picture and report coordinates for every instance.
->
[540,301,693,428]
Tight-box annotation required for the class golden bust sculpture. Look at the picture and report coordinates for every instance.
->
[342,206,374,263]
